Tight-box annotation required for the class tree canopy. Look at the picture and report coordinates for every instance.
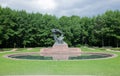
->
[0,6,120,48]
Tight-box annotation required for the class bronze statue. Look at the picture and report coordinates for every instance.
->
[51,29,65,44]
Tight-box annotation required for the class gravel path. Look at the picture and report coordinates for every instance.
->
[27,48,33,50]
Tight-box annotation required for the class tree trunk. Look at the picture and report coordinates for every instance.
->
[102,36,104,47]
[116,39,118,48]
[108,37,110,46]
[24,45,26,48]
[14,43,16,48]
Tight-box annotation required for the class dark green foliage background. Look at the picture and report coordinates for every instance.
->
[0,6,120,48]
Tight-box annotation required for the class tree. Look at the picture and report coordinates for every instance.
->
[0,6,120,47]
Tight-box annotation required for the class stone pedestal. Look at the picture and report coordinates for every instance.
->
[40,44,81,60]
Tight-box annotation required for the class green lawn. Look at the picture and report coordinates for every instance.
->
[0,48,13,51]
[0,47,120,76]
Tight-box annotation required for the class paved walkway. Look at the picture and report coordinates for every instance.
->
[27,48,33,50]
[11,48,18,51]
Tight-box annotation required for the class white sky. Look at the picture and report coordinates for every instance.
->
[0,0,120,17]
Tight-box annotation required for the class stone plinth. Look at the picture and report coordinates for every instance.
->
[40,44,81,60]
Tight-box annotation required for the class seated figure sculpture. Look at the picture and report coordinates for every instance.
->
[51,29,65,44]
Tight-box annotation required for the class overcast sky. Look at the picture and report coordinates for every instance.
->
[0,0,120,17]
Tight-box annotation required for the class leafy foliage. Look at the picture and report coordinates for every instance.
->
[0,6,120,47]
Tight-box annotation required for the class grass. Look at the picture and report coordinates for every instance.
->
[0,46,120,76]
[0,48,13,51]
[111,48,120,51]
